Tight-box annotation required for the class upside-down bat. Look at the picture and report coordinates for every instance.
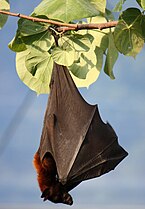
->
[33,63,128,205]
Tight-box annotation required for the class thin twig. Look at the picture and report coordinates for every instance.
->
[77,21,118,30]
[0,10,76,27]
[0,10,118,33]
[57,21,118,32]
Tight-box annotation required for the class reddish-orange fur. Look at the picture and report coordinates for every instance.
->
[33,152,56,192]
[33,151,73,205]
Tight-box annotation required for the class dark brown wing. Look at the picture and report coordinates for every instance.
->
[38,63,128,190]
[39,63,96,184]
[65,109,128,191]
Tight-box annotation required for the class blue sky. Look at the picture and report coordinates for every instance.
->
[0,1,145,209]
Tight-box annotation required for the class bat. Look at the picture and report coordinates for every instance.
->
[33,63,128,205]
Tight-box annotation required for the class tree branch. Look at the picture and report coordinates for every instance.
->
[0,10,76,27]
[0,10,118,33]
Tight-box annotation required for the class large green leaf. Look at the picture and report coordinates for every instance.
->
[104,32,118,79]
[114,8,144,57]
[9,30,54,53]
[114,21,144,57]
[34,0,100,23]
[16,46,102,92]
[16,49,53,94]
[120,8,141,25]
[114,21,130,55]
[17,18,48,36]
[0,0,10,29]
[16,42,103,92]
[8,17,52,52]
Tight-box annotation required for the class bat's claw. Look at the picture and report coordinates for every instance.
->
[41,189,49,201]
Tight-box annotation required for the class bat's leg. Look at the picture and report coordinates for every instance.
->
[33,152,73,205]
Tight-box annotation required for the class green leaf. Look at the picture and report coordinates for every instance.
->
[9,16,53,53]
[0,0,10,29]
[51,47,76,66]
[113,0,127,12]
[9,30,54,53]
[17,18,48,36]
[114,22,131,55]
[34,0,100,23]
[114,8,144,57]
[104,32,118,79]
[114,21,144,57]
[16,49,53,94]
[136,0,145,10]
[120,8,141,25]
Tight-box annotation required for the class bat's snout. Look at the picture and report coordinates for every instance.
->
[62,192,73,205]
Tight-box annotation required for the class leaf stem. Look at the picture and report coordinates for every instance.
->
[0,10,118,33]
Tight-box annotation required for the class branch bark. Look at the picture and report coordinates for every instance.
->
[0,10,118,33]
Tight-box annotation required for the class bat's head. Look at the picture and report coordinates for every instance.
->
[41,184,73,205]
